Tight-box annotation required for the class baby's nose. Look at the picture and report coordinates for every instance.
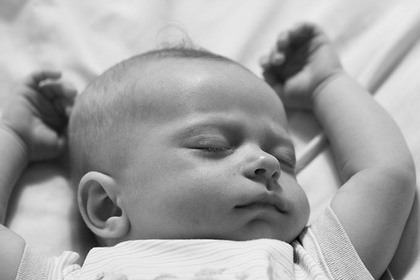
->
[243,151,281,182]
[254,161,281,180]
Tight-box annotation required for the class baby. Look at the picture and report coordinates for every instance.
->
[0,23,415,280]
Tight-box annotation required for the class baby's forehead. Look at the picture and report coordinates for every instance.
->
[126,57,242,105]
[130,56,258,98]
[123,57,288,128]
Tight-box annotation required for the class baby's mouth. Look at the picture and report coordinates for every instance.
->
[236,203,280,213]
[235,194,287,213]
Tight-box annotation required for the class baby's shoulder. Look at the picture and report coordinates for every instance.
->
[295,207,374,280]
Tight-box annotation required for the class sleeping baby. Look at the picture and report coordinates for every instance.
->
[0,23,415,279]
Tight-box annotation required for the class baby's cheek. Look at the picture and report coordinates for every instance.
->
[172,186,233,226]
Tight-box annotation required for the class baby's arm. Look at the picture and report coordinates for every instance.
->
[0,71,76,280]
[262,24,416,279]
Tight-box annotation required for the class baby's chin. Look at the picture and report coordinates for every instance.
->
[218,221,304,243]
[110,220,305,244]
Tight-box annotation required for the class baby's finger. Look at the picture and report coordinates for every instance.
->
[33,127,67,160]
[25,70,62,89]
[54,98,75,120]
[288,23,321,49]
[61,82,78,100]
[25,88,68,130]
[41,83,77,120]
[39,82,77,101]
[270,52,286,66]
[276,31,290,53]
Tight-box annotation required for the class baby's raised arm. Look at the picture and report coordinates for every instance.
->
[262,23,416,279]
[0,71,76,280]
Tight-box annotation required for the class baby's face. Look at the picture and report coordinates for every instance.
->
[119,58,310,242]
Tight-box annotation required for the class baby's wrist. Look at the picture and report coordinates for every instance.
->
[0,124,29,163]
[311,70,348,105]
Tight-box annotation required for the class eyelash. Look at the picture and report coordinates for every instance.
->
[198,146,295,170]
[189,136,295,168]
[197,146,232,153]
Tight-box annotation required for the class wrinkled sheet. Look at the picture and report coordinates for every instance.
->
[1,0,420,278]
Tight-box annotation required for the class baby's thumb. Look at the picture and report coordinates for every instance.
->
[31,128,66,161]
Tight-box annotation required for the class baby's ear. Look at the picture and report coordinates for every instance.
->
[78,172,129,243]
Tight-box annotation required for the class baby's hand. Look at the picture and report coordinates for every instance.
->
[261,23,343,110]
[1,70,77,161]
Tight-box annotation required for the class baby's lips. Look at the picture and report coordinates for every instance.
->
[235,192,288,213]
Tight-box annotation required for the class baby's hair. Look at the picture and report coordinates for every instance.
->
[136,46,242,68]
[68,46,242,186]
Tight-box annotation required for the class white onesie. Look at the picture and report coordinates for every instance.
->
[16,208,392,280]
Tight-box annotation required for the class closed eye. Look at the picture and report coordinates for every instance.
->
[195,146,232,153]
[187,134,234,156]
[273,149,296,173]
[279,157,296,171]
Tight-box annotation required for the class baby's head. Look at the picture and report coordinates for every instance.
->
[69,47,310,246]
